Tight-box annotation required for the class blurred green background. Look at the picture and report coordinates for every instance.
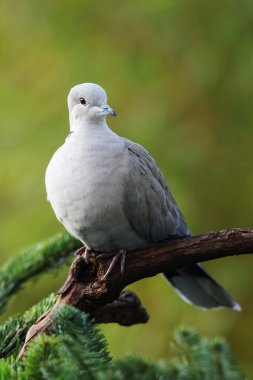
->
[0,0,253,376]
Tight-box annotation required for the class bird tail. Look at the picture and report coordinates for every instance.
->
[163,263,241,310]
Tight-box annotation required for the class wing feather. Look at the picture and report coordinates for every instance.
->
[123,138,190,242]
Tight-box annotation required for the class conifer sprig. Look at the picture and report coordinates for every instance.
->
[0,294,56,358]
[0,233,80,312]
[0,304,246,379]
[0,234,247,379]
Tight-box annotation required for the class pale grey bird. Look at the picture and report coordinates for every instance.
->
[45,82,240,310]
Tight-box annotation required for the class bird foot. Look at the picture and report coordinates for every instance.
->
[75,246,91,264]
[75,247,127,277]
[97,250,127,279]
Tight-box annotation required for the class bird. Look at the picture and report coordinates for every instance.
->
[45,82,240,310]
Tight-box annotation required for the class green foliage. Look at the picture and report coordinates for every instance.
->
[50,305,110,362]
[24,306,110,380]
[0,305,246,379]
[0,357,17,380]
[101,327,245,380]
[104,355,183,380]
[170,327,245,380]
[0,235,247,378]
[212,338,244,380]
[0,294,56,358]
[0,233,80,312]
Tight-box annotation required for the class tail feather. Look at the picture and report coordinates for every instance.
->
[163,264,241,310]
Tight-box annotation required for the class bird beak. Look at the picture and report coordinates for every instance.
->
[100,104,117,116]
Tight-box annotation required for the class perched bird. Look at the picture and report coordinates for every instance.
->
[45,82,240,310]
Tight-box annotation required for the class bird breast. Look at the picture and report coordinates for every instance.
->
[45,131,131,249]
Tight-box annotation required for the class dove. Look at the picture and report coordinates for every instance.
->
[45,83,240,310]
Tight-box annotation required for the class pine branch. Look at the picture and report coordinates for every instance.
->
[168,327,245,380]
[23,306,110,379]
[0,294,56,358]
[18,227,253,359]
[0,304,246,378]
[0,233,81,312]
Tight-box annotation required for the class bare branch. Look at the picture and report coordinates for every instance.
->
[18,227,253,359]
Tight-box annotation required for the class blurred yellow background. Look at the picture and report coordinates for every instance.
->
[0,0,253,376]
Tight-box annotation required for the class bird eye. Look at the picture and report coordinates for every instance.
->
[80,98,86,105]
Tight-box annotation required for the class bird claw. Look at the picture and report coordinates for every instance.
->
[84,248,92,264]
[75,246,91,264]
[100,250,127,279]
[75,246,86,256]
[75,247,127,277]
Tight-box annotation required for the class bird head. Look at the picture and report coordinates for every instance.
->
[67,83,116,129]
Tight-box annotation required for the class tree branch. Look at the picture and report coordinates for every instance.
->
[18,227,253,359]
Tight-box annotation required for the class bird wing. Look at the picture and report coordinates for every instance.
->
[123,138,190,242]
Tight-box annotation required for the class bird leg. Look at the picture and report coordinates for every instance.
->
[75,247,127,276]
[75,246,91,264]
[97,250,127,278]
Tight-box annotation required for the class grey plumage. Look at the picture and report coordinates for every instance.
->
[45,82,240,311]
[124,139,190,241]
[122,139,240,310]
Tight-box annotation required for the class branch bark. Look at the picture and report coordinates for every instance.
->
[18,227,253,359]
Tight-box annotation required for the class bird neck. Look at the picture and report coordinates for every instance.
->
[68,116,118,143]
[69,114,108,132]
